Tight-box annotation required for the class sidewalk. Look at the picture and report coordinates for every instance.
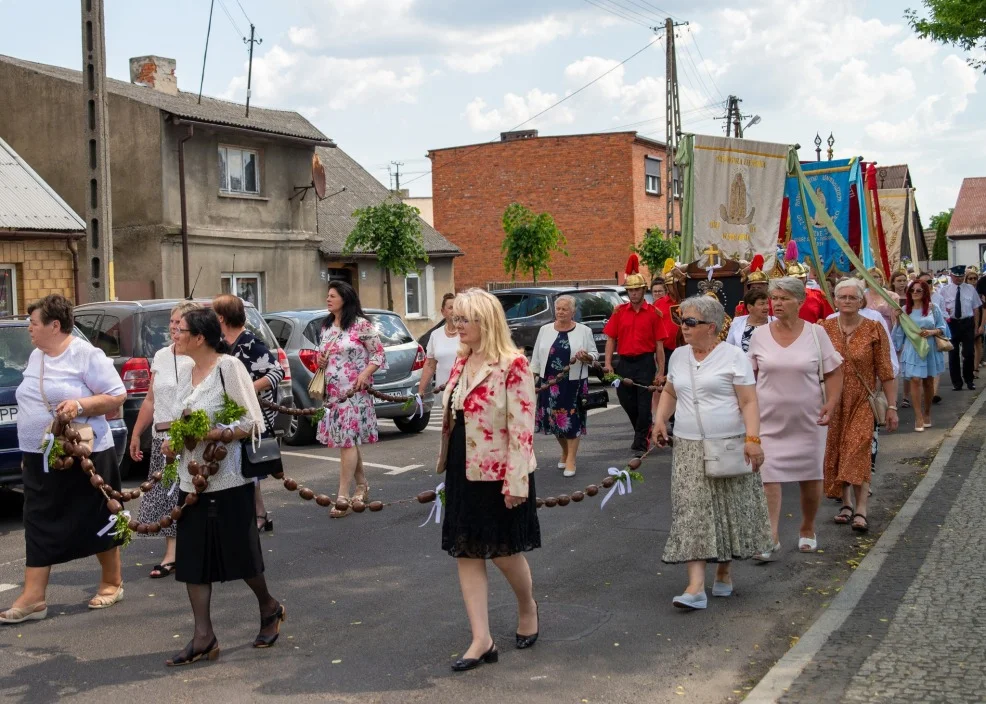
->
[747,388,986,704]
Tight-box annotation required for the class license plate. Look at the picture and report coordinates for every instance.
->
[593,334,607,342]
[0,405,17,426]
[375,390,408,405]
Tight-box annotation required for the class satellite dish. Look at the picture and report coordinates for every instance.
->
[312,154,326,199]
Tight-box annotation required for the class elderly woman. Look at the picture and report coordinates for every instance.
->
[1,295,126,624]
[652,294,770,610]
[418,293,460,396]
[165,309,282,666]
[531,295,596,477]
[438,289,539,671]
[820,280,897,533]
[130,300,200,578]
[893,280,948,432]
[747,277,844,559]
[726,289,773,352]
[314,281,386,518]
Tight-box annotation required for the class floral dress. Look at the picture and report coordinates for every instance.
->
[316,317,387,448]
[534,330,588,439]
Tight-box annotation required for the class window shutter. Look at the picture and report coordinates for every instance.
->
[425,264,436,318]
[645,157,661,177]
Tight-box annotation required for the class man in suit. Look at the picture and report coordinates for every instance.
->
[940,265,982,390]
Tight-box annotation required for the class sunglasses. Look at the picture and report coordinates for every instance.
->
[681,317,710,328]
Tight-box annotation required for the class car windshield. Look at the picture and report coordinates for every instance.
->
[302,313,413,348]
[142,307,280,356]
[568,291,622,322]
[0,326,33,387]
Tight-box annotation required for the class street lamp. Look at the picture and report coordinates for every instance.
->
[826,132,835,161]
[743,115,761,134]
[814,133,822,162]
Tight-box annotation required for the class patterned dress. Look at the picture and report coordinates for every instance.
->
[534,330,588,439]
[316,318,387,448]
[229,329,283,432]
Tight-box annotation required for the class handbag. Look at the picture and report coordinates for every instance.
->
[836,320,889,426]
[218,367,284,479]
[687,355,751,479]
[936,336,954,353]
[580,387,609,411]
[808,323,827,405]
[40,355,95,464]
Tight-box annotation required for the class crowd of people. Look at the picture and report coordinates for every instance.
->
[1,257,982,667]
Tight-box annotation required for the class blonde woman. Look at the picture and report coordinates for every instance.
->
[437,289,539,671]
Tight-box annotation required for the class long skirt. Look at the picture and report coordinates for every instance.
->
[22,448,122,568]
[661,437,772,564]
[136,435,178,538]
[175,482,264,584]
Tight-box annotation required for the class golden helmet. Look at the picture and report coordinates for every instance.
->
[624,253,647,289]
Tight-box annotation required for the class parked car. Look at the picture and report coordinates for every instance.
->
[0,317,127,487]
[264,309,433,445]
[72,299,293,477]
[491,287,625,359]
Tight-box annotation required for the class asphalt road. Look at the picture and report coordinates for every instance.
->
[0,382,975,704]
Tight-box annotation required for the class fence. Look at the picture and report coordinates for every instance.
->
[486,278,619,291]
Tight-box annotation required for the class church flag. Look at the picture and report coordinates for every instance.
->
[877,188,909,274]
[784,158,858,275]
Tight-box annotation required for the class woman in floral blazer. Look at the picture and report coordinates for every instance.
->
[437,288,541,672]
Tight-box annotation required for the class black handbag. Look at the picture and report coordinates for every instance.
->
[218,367,284,479]
[580,387,609,412]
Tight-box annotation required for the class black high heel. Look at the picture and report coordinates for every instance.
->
[166,637,220,666]
[451,641,498,671]
[516,601,539,649]
[253,603,286,648]
[257,513,273,532]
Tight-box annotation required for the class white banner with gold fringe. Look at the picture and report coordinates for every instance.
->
[877,188,909,273]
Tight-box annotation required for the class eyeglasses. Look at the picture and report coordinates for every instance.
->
[174,328,192,334]
[452,316,477,326]
[681,317,710,328]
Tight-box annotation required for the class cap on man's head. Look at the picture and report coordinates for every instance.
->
[950,264,967,277]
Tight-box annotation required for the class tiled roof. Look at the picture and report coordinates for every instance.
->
[0,135,84,232]
[876,164,910,189]
[947,177,986,239]
[0,54,330,143]
[315,146,460,257]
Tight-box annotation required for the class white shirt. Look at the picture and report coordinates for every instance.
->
[725,315,775,352]
[425,327,460,389]
[939,282,981,321]
[826,309,899,377]
[666,343,755,441]
[16,337,126,453]
[151,346,195,426]
[530,321,597,381]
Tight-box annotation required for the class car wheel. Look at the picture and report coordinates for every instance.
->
[394,411,431,434]
[283,405,317,446]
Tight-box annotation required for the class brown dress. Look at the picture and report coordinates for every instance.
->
[820,318,894,497]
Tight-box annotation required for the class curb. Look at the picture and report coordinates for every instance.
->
[744,389,986,703]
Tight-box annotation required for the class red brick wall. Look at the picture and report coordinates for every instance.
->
[630,140,674,281]
[431,133,657,290]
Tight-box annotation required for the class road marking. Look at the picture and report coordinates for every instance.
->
[0,584,17,594]
[280,451,423,474]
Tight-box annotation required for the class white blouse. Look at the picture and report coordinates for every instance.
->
[426,327,460,389]
[666,343,755,441]
[16,337,126,453]
[151,345,195,427]
[175,355,265,495]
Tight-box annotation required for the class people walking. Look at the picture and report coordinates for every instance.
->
[165,308,282,666]
[213,294,285,532]
[747,277,843,559]
[437,289,539,671]
[864,267,900,331]
[733,255,771,316]
[314,281,387,518]
[130,301,200,578]
[893,280,948,431]
[652,295,771,610]
[890,270,910,300]
[820,280,897,533]
[531,295,596,477]
[418,293,459,396]
[726,289,773,352]
[941,265,981,391]
[1,294,126,624]
[603,255,669,454]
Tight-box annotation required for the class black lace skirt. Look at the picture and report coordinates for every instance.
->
[441,411,541,559]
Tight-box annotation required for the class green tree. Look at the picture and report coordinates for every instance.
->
[345,201,427,311]
[930,208,953,261]
[631,227,681,278]
[906,1,986,72]
[501,203,567,284]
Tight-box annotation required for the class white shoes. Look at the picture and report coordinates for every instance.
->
[563,467,576,477]
[672,590,708,610]
[711,581,733,597]
[753,542,782,562]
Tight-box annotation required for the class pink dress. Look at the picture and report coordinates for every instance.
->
[747,323,843,483]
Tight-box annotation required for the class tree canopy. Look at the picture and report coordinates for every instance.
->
[632,227,681,279]
[345,201,427,310]
[930,208,953,261]
[501,203,567,284]
[906,1,986,72]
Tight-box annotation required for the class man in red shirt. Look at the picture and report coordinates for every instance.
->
[604,257,669,454]
[734,254,772,316]
[783,259,833,323]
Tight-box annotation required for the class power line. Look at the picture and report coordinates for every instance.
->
[599,0,660,25]
[688,30,725,101]
[680,41,720,108]
[581,0,651,28]
[234,0,252,25]
[216,0,244,40]
[632,0,683,21]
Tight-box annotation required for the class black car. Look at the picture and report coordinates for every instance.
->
[0,317,128,486]
[72,299,293,476]
[490,287,625,357]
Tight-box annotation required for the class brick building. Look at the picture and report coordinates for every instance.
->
[0,135,84,315]
[428,130,678,290]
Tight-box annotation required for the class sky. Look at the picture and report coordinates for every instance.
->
[1,0,982,220]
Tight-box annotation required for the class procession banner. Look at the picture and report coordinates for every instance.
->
[906,188,921,275]
[878,188,909,273]
[784,159,857,275]
[676,134,790,269]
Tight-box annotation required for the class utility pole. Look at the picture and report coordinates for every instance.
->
[723,96,744,138]
[391,161,404,193]
[81,0,113,302]
[662,18,685,239]
[244,24,262,117]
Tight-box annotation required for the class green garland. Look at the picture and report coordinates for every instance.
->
[161,458,179,488]
[308,407,326,426]
[112,512,134,548]
[602,372,622,385]
[39,435,65,461]
[214,393,247,426]
[168,410,211,451]
[438,487,446,507]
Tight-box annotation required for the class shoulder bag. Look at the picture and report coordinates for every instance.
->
[836,320,889,426]
[808,323,828,405]
[218,366,284,479]
[40,354,95,463]
[687,352,750,479]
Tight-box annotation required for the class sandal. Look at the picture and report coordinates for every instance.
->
[149,562,176,579]
[798,535,818,553]
[253,602,286,648]
[166,637,220,666]
[88,584,124,609]
[833,506,853,524]
[330,496,351,519]
[352,483,370,503]
[901,398,911,408]
[851,514,870,533]
[0,602,47,624]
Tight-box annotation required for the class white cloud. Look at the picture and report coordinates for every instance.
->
[893,35,940,64]
[463,90,575,132]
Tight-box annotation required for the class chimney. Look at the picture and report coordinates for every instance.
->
[500,129,538,142]
[129,56,178,95]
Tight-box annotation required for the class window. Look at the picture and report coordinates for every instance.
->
[221,273,263,311]
[495,294,550,320]
[303,317,327,346]
[672,164,682,198]
[94,315,122,356]
[266,319,292,349]
[0,266,15,316]
[367,312,414,347]
[74,313,101,343]
[218,146,260,194]
[405,272,422,317]
[645,156,662,195]
[566,290,623,322]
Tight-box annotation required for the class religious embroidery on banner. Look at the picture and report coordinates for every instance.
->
[720,173,756,226]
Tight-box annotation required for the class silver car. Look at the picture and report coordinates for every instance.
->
[264,309,435,445]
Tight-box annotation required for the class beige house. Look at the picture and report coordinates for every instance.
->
[403,197,434,226]
[0,53,334,311]
[316,146,460,337]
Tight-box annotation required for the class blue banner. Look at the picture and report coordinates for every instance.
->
[785,159,856,274]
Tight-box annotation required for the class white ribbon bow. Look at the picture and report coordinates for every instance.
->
[97,510,130,538]
[419,482,445,527]
[414,394,425,419]
[600,468,632,510]
[610,379,621,388]
[41,433,55,473]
